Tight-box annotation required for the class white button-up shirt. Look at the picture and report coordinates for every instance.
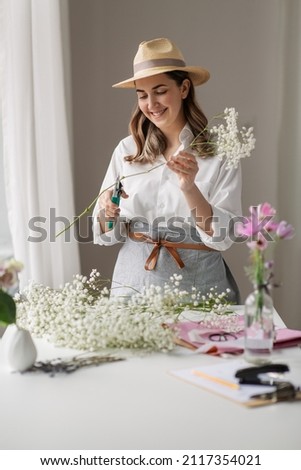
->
[93,124,242,251]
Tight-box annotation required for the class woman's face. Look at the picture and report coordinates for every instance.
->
[135,73,190,134]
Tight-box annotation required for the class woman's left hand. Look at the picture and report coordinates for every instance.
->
[166,151,199,191]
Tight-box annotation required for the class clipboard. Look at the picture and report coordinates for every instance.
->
[170,358,301,407]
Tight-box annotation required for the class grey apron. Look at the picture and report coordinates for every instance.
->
[110,223,240,303]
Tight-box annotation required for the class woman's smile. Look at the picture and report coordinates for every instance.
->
[149,108,167,119]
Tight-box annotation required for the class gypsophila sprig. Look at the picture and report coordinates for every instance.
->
[211,107,255,169]
[15,272,234,352]
[190,107,256,169]
[179,284,240,332]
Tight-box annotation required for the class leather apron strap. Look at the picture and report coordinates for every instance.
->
[129,232,216,271]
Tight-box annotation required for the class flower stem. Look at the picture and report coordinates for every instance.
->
[189,112,226,149]
[253,249,265,321]
[55,162,165,238]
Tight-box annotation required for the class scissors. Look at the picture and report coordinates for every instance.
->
[107,176,123,229]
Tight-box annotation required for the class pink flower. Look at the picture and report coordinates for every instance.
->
[242,202,294,289]
[236,219,256,237]
[258,202,276,218]
[238,204,277,238]
[247,232,268,251]
[264,260,274,270]
[276,221,295,240]
[264,220,279,233]
[0,258,23,290]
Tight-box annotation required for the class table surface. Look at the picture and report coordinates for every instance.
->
[1,307,301,450]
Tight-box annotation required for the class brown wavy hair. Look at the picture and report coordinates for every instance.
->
[125,70,214,163]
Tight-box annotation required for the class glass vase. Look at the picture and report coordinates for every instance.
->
[244,287,274,364]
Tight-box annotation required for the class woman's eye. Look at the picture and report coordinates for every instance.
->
[156,90,167,95]
[138,95,147,100]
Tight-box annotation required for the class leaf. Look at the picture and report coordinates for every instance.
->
[0,290,16,326]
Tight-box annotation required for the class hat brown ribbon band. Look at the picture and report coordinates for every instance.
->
[129,232,216,271]
[134,58,186,74]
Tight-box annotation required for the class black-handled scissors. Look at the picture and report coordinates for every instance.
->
[235,363,289,385]
[235,363,301,402]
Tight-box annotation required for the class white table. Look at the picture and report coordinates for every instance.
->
[0,308,301,450]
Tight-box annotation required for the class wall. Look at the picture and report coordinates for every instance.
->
[274,0,301,328]
[68,0,299,327]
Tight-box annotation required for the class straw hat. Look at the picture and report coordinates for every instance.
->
[113,38,210,88]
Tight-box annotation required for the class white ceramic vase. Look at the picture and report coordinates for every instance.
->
[1,324,37,371]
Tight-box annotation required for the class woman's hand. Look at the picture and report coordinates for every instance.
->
[167,151,213,234]
[166,151,199,191]
[98,188,128,232]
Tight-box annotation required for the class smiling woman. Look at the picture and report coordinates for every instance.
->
[92,38,242,301]
[127,69,213,164]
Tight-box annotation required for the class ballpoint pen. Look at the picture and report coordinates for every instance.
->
[107,176,123,230]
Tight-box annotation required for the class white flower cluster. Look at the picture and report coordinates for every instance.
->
[180,285,241,332]
[210,107,256,169]
[15,271,234,353]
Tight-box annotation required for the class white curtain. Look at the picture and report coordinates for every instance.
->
[0,0,80,289]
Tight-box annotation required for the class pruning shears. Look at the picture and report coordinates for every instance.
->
[107,176,123,229]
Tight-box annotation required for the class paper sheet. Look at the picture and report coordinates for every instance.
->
[170,358,292,407]
[173,320,301,355]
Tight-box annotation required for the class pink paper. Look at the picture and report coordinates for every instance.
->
[173,321,301,356]
[274,328,301,348]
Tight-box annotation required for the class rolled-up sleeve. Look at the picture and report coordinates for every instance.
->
[196,159,242,251]
[92,143,128,246]
[92,211,127,246]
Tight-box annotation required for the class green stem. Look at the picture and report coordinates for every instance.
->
[55,162,165,238]
[189,112,226,149]
[254,250,265,322]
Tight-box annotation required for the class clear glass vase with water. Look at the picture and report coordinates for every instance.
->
[244,287,274,364]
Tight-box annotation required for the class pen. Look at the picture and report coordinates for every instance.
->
[192,369,240,390]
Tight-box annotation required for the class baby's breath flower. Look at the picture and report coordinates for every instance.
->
[191,107,255,170]
[16,271,234,352]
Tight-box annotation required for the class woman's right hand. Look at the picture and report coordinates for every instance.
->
[98,188,128,231]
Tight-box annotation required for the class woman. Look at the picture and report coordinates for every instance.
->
[93,38,241,302]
